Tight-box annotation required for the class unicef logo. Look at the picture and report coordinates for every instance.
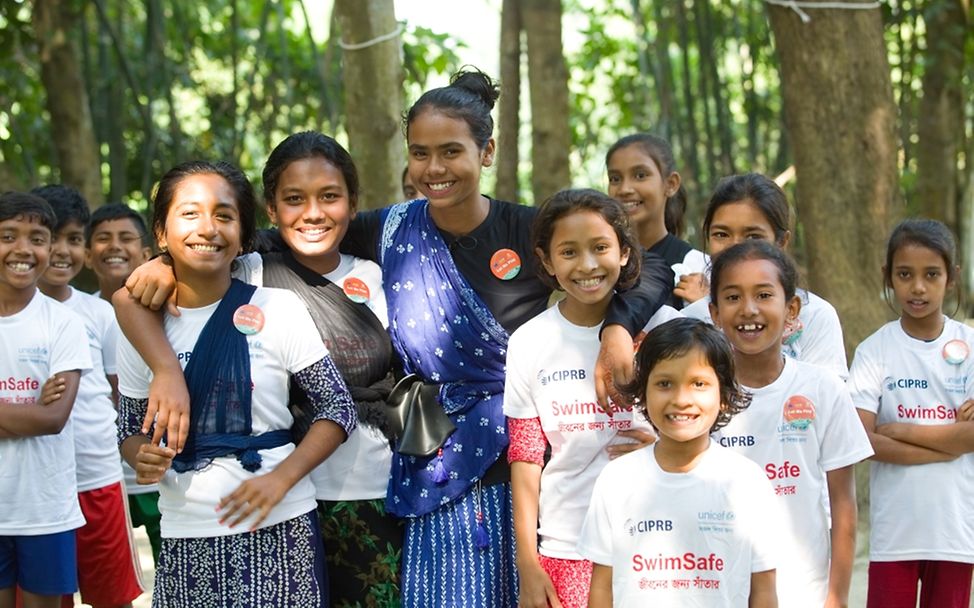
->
[884,376,896,392]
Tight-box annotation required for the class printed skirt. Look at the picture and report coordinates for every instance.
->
[401,482,518,608]
[318,498,403,608]
[151,510,327,608]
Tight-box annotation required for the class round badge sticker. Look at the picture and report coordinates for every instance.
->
[783,394,816,431]
[233,304,265,335]
[490,248,522,280]
[342,277,371,304]
[943,339,970,366]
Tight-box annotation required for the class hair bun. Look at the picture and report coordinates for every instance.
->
[450,67,500,110]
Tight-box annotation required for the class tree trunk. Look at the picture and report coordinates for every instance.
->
[33,0,103,207]
[523,0,572,205]
[675,0,702,206]
[768,0,900,354]
[335,0,405,209]
[914,0,969,230]
[496,0,521,203]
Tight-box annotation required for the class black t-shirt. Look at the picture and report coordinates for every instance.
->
[341,198,673,335]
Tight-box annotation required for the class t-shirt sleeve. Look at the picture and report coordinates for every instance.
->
[502,328,538,419]
[51,309,92,376]
[576,466,616,566]
[116,334,152,399]
[100,313,120,375]
[604,250,675,336]
[232,252,264,287]
[339,209,384,262]
[847,337,883,415]
[818,373,875,470]
[272,291,330,374]
[798,297,848,379]
[744,467,780,573]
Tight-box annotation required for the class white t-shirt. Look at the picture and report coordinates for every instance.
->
[577,442,779,607]
[713,357,873,605]
[683,289,849,379]
[117,287,325,538]
[236,252,393,501]
[0,291,90,535]
[64,287,124,492]
[848,317,974,563]
[504,304,656,560]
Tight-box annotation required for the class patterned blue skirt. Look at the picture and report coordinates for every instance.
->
[151,510,327,608]
[401,482,518,608]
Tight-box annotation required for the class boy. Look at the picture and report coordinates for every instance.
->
[0,192,90,608]
[33,186,144,608]
[83,203,161,566]
[84,204,152,301]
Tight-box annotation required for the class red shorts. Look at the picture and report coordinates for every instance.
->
[64,482,144,607]
[867,560,973,608]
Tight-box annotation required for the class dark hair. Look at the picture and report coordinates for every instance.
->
[884,219,958,286]
[619,317,751,432]
[152,160,257,253]
[532,188,641,292]
[710,239,800,303]
[702,173,790,248]
[0,191,56,231]
[405,67,500,149]
[85,203,150,247]
[30,185,90,233]
[262,131,359,209]
[606,133,688,237]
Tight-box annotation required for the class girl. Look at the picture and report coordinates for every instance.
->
[116,160,357,607]
[849,219,974,608]
[708,240,873,608]
[682,173,849,379]
[577,318,778,607]
[112,134,402,606]
[504,189,658,608]
[606,133,708,308]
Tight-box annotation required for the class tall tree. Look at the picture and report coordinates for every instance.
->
[914,0,970,229]
[33,0,102,206]
[335,0,404,209]
[523,0,571,204]
[495,0,521,202]
[768,1,901,353]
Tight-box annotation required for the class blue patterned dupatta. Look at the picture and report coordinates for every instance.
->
[380,201,510,518]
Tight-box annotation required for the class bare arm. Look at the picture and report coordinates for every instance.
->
[825,466,857,608]
[0,370,80,437]
[588,564,613,608]
[112,285,190,452]
[749,570,777,608]
[876,420,974,457]
[857,409,954,465]
[511,460,562,608]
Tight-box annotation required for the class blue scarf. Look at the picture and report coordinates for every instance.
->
[172,279,290,473]
[380,201,510,517]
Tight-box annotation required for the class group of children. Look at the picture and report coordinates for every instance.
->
[0,65,972,608]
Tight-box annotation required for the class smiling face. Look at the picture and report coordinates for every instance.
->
[156,173,241,281]
[407,110,493,214]
[706,200,787,257]
[0,215,51,297]
[39,220,86,292]
[85,218,151,287]
[539,210,630,326]
[710,258,800,361]
[645,347,722,449]
[267,156,353,275]
[606,144,678,238]
[889,243,951,338]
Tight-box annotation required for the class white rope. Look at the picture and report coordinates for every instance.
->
[764,0,881,23]
[338,23,404,51]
